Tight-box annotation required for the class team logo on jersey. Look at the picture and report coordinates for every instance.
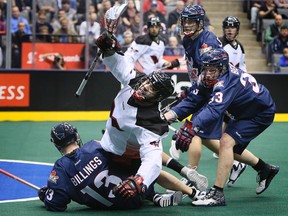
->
[199,43,212,55]
[150,140,160,147]
[214,80,224,89]
[48,170,59,184]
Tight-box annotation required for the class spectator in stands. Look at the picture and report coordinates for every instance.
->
[143,1,166,26]
[271,25,288,54]
[36,25,52,42]
[121,0,139,29]
[121,30,134,52]
[12,21,31,68]
[274,0,288,8]
[265,14,285,44]
[10,6,31,34]
[249,1,264,32]
[52,17,79,43]
[0,0,7,21]
[164,35,185,56]
[131,12,141,38]
[143,0,167,16]
[36,0,57,22]
[51,9,76,32]
[167,0,184,35]
[36,9,54,35]
[258,0,279,20]
[279,47,288,66]
[79,12,101,43]
[98,0,112,21]
[61,0,78,27]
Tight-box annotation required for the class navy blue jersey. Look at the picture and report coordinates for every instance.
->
[183,27,222,83]
[43,140,143,211]
[191,65,276,136]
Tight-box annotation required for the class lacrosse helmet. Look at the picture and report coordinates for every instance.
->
[200,48,229,88]
[223,16,240,31]
[147,16,161,28]
[180,4,205,37]
[134,71,175,103]
[51,122,82,152]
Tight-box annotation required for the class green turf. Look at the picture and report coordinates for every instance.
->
[0,121,287,215]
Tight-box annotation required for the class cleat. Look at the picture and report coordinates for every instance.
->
[188,186,206,201]
[153,191,183,207]
[192,187,226,206]
[185,168,208,191]
[256,164,280,195]
[227,161,247,187]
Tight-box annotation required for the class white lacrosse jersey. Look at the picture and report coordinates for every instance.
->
[220,37,247,72]
[125,34,167,74]
[100,53,169,187]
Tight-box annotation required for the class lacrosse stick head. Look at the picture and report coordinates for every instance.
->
[104,1,128,34]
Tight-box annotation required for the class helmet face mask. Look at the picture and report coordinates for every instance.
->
[147,17,161,37]
[133,71,175,103]
[222,16,240,41]
[50,122,82,153]
[200,49,229,88]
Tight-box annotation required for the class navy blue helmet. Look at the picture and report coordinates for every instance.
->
[51,122,82,152]
[200,48,229,87]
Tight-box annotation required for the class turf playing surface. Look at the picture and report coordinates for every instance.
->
[0,121,287,215]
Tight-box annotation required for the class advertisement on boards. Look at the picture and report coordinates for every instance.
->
[21,43,85,70]
[0,74,30,107]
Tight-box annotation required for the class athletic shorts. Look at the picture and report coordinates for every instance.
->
[225,111,275,155]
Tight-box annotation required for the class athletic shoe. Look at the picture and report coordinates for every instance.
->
[153,191,183,207]
[185,167,208,191]
[187,186,206,201]
[169,135,181,160]
[226,161,247,187]
[192,187,226,206]
[256,164,280,195]
[212,153,219,159]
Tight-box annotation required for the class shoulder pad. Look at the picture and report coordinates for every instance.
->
[135,35,153,46]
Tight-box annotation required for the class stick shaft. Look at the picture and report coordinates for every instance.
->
[0,169,40,191]
[75,51,102,97]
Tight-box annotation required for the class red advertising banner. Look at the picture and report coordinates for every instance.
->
[21,43,85,70]
[0,74,30,107]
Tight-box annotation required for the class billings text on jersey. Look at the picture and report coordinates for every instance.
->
[71,156,102,186]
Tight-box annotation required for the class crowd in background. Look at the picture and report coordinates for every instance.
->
[0,0,287,70]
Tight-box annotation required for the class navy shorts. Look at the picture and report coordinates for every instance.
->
[225,112,275,155]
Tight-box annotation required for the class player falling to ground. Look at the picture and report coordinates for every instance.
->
[94,31,205,206]
[165,48,280,206]
[123,15,209,192]
[38,122,204,211]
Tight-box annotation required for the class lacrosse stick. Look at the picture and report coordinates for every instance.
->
[75,1,128,97]
[0,169,40,191]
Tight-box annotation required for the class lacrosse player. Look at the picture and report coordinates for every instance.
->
[165,48,280,206]
[125,16,180,73]
[39,122,205,211]
[94,30,206,206]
